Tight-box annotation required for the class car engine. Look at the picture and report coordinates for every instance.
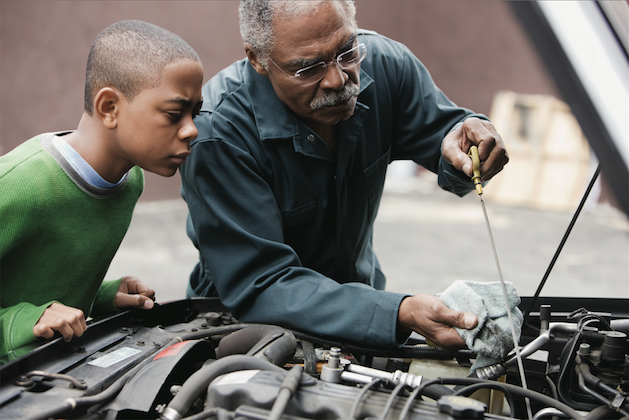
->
[1,297,627,420]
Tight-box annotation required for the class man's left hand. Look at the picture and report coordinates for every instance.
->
[442,117,508,181]
[398,294,477,352]
[114,275,156,310]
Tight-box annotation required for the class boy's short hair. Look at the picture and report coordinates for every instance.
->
[84,20,200,115]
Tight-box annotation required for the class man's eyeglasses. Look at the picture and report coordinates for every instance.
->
[267,42,368,86]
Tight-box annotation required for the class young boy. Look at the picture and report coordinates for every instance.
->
[0,20,204,361]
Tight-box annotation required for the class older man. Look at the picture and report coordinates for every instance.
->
[180,0,508,350]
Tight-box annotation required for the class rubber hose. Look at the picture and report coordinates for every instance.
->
[300,340,317,376]
[215,325,297,366]
[161,354,285,420]
[290,330,472,360]
[584,405,624,420]
[557,334,598,412]
[421,384,455,401]
[216,325,283,357]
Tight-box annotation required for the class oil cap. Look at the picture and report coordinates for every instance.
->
[437,395,486,419]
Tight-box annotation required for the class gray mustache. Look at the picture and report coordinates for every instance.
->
[310,83,360,110]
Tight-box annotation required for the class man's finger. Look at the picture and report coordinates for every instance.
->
[439,307,478,331]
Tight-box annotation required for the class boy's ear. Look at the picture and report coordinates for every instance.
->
[93,87,120,130]
[245,43,268,76]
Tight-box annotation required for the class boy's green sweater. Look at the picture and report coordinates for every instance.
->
[0,133,144,360]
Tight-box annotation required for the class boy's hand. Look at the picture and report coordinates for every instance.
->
[114,275,156,310]
[33,302,87,341]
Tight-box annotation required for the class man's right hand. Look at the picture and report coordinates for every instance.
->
[397,294,477,351]
[33,302,87,342]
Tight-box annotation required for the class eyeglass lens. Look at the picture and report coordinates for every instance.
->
[295,43,367,84]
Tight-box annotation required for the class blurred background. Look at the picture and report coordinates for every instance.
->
[1,1,627,302]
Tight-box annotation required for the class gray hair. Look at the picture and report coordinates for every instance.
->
[84,20,200,115]
[239,0,356,69]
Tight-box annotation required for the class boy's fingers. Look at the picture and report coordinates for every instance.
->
[33,303,87,341]
[141,296,155,309]
[57,321,77,342]
[115,292,155,310]
[33,324,55,340]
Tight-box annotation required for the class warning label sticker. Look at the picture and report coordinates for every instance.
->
[88,347,141,368]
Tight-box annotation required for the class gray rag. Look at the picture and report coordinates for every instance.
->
[438,280,523,372]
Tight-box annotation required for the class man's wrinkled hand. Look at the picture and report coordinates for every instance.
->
[397,294,477,352]
[33,302,87,342]
[114,275,156,310]
[442,117,509,182]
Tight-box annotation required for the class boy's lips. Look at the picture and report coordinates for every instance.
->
[171,151,190,165]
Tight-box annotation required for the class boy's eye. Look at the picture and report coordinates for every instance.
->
[192,102,203,119]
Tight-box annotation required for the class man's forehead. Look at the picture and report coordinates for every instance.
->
[272,1,355,50]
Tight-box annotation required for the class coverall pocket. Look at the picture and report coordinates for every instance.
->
[363,146,391,221]
[280,201,317,260]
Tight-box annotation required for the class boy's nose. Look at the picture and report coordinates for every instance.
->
[181,117,198,141]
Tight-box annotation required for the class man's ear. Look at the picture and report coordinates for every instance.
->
[93,87,120,130]
[245,43,268,76]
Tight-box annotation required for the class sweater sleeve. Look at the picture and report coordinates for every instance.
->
[0,301,54,357]
[91,278,123,316]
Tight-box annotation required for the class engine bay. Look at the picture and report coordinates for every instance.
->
[1,297,627,420]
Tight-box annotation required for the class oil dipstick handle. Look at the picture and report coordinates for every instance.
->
[468,145,483,195]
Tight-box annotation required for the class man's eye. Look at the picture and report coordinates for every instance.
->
[168,112,182,120]
[340,50,358,63]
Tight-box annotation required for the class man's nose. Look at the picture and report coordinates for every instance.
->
[319,61,348,90]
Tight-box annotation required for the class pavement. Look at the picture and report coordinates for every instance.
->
[105,169,629,304]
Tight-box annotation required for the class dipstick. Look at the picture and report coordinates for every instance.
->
[468,145,532,420]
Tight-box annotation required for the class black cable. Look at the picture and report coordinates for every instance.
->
[523,165,600,323]
[268,365,304,420]
[556,319,603,412]
[415,377,586,420]
[545,375,558,400]
[452,382,516,418]
[379,382,408,420]
[349,378,386,419]
[398,379,439,420]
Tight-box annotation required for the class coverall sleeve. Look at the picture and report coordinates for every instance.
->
[181,132,408,348]
[384,39,487,197]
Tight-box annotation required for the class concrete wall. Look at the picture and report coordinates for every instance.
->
[0,1,556,201]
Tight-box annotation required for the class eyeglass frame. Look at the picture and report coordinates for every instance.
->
[266,35,368,86]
